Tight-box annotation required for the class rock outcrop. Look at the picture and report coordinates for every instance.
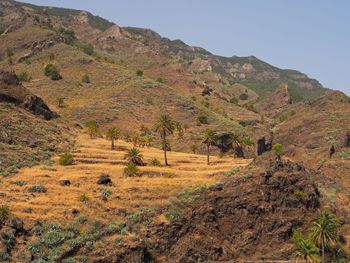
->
[149,157,321,262]
[0,70,57,120]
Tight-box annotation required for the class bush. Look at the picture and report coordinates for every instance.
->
[150,158,162,167]
[136,70,143,77]
[101,189,112,197]
[197,114,209,125]
[0,206,10,224]
[6,48,13,57]
[82,43,94,55]
[78,193,90,202]
[123,163,140,177]
[156,77,163,83]
[59,152,74,166]
[229,96,238,104]
[44,64,62,80]
[28,184,47,193]
[18,72,31,82]
[201,86,213,96]
[10,181,26,186]
[273,143,283,156]
[82,73,90,83]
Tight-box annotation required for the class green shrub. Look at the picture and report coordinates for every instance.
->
[44,64,62,80]
[136,69,143,77]
[10,181,26,186]
[0,206,10,224]
[78,193,90,202]
[101,189,112,197]
[6,48,13,57]
[41,229,65,248]
[82,43,94,55]
[123,163,140,177]
[196,114,209,125]
[28,184,47,193]
[0,252,10,261]
[82,73,90,83]
[18,72,31,82]
[224,167,240,177]
[59,152,74,166]
[272,143,283,156]
[156,77,163,83]
[229,96,238,104]
[150,158,162,167]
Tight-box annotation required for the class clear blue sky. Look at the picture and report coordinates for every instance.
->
[19,0,350,95]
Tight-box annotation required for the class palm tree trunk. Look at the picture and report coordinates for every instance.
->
[111,138,115,150]
[322,242,325,263]
[207,144,210,165]
[163,131,168,166]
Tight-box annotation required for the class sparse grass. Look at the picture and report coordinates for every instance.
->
[224,167,240,177]
[0,205,10,224]
[10,180,27,186]
[28,184,47,193]
[78,193,90,203]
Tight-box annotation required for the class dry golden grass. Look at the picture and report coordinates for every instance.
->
[1,133,250,225]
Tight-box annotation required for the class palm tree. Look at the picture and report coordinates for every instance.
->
[154,114,175,166]
[229,134,244,158]
[242,136,255,152]
[124,147,144,166]
[106,126,120,150]
[292,229,320,263]
[202,129,218,165]
[310,211,340,263]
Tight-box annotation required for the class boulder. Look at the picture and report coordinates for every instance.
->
[59,180,71,186]
[97,174,112,185]
[0,70,57,120]
[344,132,350,148]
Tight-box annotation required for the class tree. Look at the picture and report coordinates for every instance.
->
[202,129,218,165]
[310,211,340,263]
[85,120,100,138]
[154,114,176,166]
[229,134,244,158]
[190,144,197,154]
[292,229,320,263]
[124,147,144,166]
[106,127,120,150]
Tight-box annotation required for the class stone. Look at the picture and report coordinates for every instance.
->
[97,174,112,185]
[59,180,71,186]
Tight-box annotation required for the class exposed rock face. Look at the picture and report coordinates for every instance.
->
[345,132,350,148]
[149,157,320,262]
[0,70,57,120]
[256,133,273,156]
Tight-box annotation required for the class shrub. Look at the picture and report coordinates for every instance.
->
[6,48,13,57]
[201,86,213,96]
[44,64,62,80]
[0,206,10,224]
[28,184,47,193]
[196,114,209,125]
[156,77,163,83]
[10,181,26,186]
[82,43,94,55]
[58,27,76,44]
[18,72,31,82]
[272,143,283,156]
[224,167,240,177]
[136,69,143,77]
[229,96,238,104]
[59,152,74,166]
[123,163,140,177]
[82,73,90,83]
[101,189,112,197]
[150,158,162,167]
[78,193,90,202]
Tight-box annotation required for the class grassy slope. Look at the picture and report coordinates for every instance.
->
[0,133,250,262]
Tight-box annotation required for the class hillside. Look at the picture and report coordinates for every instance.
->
[0,0,349,262]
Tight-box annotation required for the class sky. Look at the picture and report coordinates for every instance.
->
[18,0,350,95]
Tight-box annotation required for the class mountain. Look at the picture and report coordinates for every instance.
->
[0,1,349,262]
